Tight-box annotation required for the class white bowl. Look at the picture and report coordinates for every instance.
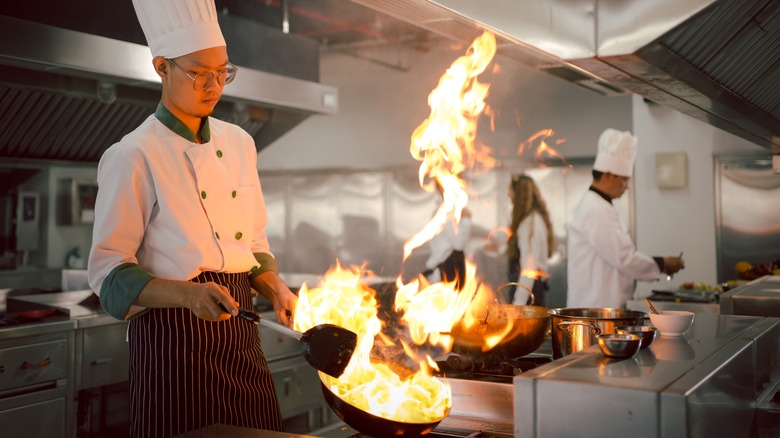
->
[648,311,694,337]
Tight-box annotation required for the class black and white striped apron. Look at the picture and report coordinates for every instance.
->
[128,271,283,437]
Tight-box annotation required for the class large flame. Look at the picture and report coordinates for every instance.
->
[292,31,528,426]
[295,262,451,423]
[404,31,497,260]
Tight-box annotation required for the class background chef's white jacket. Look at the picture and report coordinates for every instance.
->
[566,190,661,308]
[513,211,549,305]
[425,213,472,283]
[88,114,272,317]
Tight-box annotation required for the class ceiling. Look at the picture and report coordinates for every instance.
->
[0,0,777,168]
[216,0,434,49]
[0,0,434,57]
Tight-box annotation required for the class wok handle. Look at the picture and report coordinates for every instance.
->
[557,320,601,335]
[229,306,304,341]
[496,282,535,305]
[257,316,303,341]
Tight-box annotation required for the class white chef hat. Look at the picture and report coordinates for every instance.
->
[131,0,226,59]
[593,128,638,177]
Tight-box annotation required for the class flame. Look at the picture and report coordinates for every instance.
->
[292,31,513,426]
[521,268,551,281]
[295,262,451,424]
[518,255,551,282]
[395,30,509,353]
[517,128,569,169]
[404,31,497,260]
[395,261,481,348]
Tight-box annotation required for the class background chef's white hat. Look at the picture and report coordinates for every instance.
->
[132,0,226,59]
[593,128,638,177]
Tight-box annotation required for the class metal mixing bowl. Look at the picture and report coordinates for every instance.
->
[596,333,642,359]
[615,325,658,349]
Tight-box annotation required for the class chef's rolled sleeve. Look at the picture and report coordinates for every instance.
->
[101,262,155,320]
[249,252,278,280]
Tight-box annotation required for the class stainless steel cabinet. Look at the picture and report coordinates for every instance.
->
[75,318,129,390]
[269,355,324,420]
[258,309,335,430]
[0,321,76,438]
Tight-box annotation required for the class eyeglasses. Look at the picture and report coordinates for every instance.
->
[166,58,238,90]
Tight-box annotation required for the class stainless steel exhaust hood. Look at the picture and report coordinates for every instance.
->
[352,0,779,152]
[0,13,338,162]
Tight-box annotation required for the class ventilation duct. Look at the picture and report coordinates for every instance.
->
[353,0,779,151]
[0,12,338,162]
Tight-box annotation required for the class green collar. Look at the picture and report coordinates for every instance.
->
[154,103,211,143]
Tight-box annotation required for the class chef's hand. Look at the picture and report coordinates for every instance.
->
[135,278,238,322]
[663,256,685,275]
[187,282,239,322]
[272,287,298,329]
[252,271,298,328]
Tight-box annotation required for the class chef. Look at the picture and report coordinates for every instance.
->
[87,0,295,436]
[422,180,472,290]
[566,128,684,309]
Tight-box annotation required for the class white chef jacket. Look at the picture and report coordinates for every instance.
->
[88,108,273,318]
[566,189,661,308]
[512,211,549,305]
[425,213,472,283]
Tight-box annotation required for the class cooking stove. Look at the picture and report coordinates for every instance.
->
[322,426,513,438]
[318,342,555,438]
[434,352,554,384]
[0,307,70,328]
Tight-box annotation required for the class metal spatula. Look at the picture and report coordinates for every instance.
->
[229,306,357,378]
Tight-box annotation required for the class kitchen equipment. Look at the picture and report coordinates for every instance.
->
[648,288,719,304]
[449,283,550,361]
[449,303,551,361]
[549,308,645,359]
[0,316,77,437]
[596,333,641,359]
[320,379,449,438]
[516,313,780,437]
[720,275,780,317]
[648,310,694,337]
[615,325,658,349]
[644,298,659,314]
[230,306,357,378]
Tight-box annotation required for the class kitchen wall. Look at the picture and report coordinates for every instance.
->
[258,37,633,171]
[631,96,764,292]
[260,36,767,294]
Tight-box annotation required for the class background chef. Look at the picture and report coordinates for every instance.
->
[87,0,296,435]
[566,128,685,309]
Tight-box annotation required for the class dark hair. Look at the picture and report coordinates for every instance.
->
[507,175,555,260]
[592,169,604,180]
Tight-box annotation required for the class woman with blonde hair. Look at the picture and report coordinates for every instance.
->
[506,174,555,306]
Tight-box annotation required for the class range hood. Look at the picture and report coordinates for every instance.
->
[353,0,779,152]
[0,14,338,163]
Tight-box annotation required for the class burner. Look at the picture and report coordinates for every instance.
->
[0,308,69,328]
[436,353,553,382]
[335,429,511,438]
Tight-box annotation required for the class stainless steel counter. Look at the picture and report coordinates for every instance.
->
[721,275,780,317]
[515,312,780,437]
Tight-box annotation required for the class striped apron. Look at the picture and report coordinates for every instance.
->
[128,271,283,437]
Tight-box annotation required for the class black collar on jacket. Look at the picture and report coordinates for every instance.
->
[589,185,612,204]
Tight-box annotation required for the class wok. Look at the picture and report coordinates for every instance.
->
[319,359,450,438]
[449,283,551,359]
[226,305,357,378]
